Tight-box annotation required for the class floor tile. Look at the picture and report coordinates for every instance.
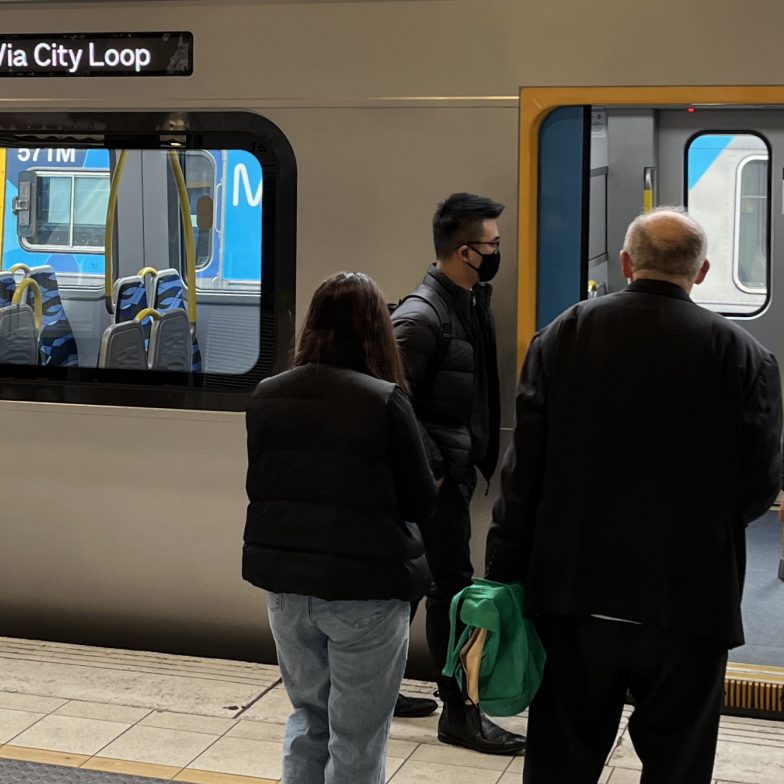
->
[225,720,284,742]
[54,700,151,724]
[0,693,67,713]
[139,711,237,735]
[97,724,217,767]
[0,744,89,767]
[0,656,261,718]
[9,714,130,755]
[387,738,418,758]
[386,756,405,781]
[713,735,784,783]
[0,708,44,744]
[607,768,643,782]
[187,736,282,780]
[236,686,292,723]
[411,741,510,771]
[506,756,523,773]
[388,759,503,783]
[607,733,642,770]
[389,715,440,744]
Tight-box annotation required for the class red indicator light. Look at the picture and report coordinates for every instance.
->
[687,107,696,113]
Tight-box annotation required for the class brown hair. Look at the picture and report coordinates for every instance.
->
[293,272,409,391]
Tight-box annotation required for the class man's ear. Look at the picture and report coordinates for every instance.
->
[694,259,710,285]
[620,250,634,280]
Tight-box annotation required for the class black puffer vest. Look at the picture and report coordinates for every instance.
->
[243,363,431,601]
[392,267,499,482]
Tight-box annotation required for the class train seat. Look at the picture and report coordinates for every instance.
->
[97,320,147,370]
[27,265,79,367]
[148,309,192,371]
[0,304,38,364]
[113,276,149,323]
[0,271,16,307]
[152,268,202,371]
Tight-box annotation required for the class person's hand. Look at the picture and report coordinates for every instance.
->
[436,477,444,489]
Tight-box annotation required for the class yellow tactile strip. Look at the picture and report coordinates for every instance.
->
[0,747,278,784]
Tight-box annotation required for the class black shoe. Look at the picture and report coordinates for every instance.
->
[437,701,526,755]
[394,693,438,718]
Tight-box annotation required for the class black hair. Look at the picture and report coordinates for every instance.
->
[432,192,504,259]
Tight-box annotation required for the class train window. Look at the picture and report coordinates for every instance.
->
[0,111,296,410]
[686,132,769,315]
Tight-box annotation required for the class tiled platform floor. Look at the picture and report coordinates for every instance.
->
[2,637,784,783]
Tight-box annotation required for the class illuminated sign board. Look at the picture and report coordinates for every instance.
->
[0,32,192,77]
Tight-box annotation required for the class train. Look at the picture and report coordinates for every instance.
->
[0,1,782,714]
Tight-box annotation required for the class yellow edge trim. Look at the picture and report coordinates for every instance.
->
[517,85,784,372]
[134,306,162,322]
[0,747,277,783]
[0,148,6,264]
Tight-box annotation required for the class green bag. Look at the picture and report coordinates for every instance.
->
[443,578,546,716]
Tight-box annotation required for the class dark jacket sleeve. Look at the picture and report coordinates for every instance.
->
[387,385,439,525]
[393,309,447,479]
[741,352,783,524]
[485,334,547,584]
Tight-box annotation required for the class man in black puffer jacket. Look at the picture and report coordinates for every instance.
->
[391,193,526,755]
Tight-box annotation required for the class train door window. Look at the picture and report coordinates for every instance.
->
[736,157,767,291]
[686,132,769,315]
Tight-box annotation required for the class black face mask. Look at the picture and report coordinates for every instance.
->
[464,245,501,283]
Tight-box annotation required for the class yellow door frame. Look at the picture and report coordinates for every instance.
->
[517,85,784,371]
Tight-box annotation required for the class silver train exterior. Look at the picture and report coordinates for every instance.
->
[0,0,781,676]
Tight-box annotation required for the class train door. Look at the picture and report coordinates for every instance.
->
[521,88,784,720]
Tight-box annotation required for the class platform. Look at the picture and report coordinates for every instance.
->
[2,637,784,783]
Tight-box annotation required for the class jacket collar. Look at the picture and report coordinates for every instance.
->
[424,264,493,311]
[625,278,693,303]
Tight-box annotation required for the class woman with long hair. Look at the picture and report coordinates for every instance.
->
[243,272,437,784]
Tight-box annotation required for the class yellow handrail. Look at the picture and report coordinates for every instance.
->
[104,149,129,313]
[167,151,197,333]
[137,266,158,279]
[11,277,42,332]
[134,307,162,322]
[9,263,31,275]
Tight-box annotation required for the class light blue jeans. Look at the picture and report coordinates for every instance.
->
[267,592,410,784]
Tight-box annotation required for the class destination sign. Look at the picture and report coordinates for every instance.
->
[0,32,192,77]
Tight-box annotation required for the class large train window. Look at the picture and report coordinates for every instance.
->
[686,132,769,315]
[0,112,296,411]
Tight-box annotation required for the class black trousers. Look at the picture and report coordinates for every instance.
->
[523,615,728,784]
[421,473,476,702]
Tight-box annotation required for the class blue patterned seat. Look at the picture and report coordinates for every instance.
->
[112,275,152,350]
[152,268,202,371]
[27,266,79,367]
[0,272,16,307]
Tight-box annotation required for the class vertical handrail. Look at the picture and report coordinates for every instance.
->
[167,150,197,334]
[104,149,128,314]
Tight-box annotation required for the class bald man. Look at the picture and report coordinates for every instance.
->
[486,207,782,784]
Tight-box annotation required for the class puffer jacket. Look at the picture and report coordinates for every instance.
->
[392,266,500,482]
[243,363,438,601]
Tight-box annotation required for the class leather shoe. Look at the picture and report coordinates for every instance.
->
[394,693,438,718]
[438,701,526,755]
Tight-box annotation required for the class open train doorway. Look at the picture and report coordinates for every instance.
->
[521,87,784,720]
